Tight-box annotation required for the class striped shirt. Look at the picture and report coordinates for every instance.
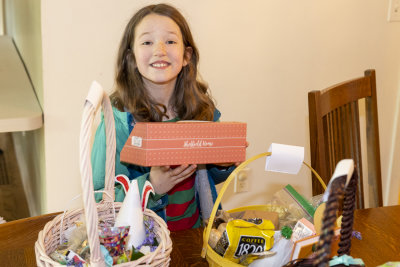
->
[166,170,200,231]
[92,109,229,231]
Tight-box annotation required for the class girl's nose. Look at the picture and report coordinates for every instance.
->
[154,41,166,56]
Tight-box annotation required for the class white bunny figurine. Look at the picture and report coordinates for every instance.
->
[114,175,154,249]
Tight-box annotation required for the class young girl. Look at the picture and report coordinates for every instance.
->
[91,4,235,231]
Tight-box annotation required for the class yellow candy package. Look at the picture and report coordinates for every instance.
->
[219,218,275,263]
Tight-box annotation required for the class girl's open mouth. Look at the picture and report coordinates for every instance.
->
[150,62,170,68]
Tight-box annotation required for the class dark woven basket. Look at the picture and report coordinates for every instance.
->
[283,164,362,267]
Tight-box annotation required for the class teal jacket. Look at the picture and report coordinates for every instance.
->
[91,108,235,221]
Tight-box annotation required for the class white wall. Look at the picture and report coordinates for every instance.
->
[4,0,43,104]
[41,0,400,213]
[0,0,4,35]
[4,0,43,216]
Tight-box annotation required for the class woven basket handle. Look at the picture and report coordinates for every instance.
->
[312,160,357,266]
[79,81,116,267]
[201,152,326,258]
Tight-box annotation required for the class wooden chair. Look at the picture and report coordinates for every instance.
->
[308,69,383,209]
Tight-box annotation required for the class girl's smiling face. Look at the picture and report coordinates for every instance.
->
[133,13,191,90]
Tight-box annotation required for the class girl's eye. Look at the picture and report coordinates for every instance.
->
[166,40,177,44]
[142,41,152,45]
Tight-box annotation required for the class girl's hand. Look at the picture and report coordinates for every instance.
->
[150,164,197,195]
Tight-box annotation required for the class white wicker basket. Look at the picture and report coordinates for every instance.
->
[35,81,172,266]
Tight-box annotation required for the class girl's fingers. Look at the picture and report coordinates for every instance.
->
[169,164,196,177]
[170,164,197,181]
[180,164,197,177]
[174,168,196,183]
[160,165,171,172]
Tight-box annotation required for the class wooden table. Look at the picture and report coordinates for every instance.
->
[351,205,400,266]
[1,206,399,267]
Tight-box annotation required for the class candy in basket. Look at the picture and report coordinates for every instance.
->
[202,144,325,266]
[35,81,172,266]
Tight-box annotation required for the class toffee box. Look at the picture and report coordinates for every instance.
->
[120,121,247,166]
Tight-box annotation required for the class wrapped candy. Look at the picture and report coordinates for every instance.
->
[99,225,130,263]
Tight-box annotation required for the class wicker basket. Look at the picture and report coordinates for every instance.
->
[201,152,327,267]
[283,160,361,267]
[35,82,172,266]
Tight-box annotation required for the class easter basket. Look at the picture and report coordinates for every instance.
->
[282,160,363,267]
[35,82,172,266]
[201,152,328,267]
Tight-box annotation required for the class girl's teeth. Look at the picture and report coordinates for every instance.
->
[152,63,167,67]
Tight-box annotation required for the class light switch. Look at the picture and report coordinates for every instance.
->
[388,0,400,22]
[233,167,250,193]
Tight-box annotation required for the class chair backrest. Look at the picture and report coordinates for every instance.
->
[308,69,383,209]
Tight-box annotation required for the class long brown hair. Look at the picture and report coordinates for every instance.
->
[111,4,215,122]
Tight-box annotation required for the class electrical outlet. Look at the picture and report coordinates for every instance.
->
[388,0,400,22]
[234,168,250,193]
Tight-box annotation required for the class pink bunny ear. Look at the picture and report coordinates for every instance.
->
[115,174,130,194]
[141,181,155,211]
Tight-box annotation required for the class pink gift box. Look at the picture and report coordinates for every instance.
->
[120,121,247,166]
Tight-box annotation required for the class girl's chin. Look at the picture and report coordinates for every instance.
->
[143,77,178,87]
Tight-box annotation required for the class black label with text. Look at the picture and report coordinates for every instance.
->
[234,235,265,258]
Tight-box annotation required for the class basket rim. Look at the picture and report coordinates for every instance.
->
[35,203,172,266]
[201,151,326,259]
